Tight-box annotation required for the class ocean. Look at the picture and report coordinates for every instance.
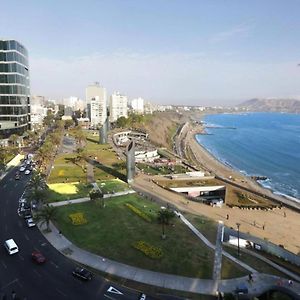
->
[195,113,300,201]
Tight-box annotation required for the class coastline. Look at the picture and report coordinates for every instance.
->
[183,120,300,211]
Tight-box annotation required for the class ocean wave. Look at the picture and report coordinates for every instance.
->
[273,192,300,204]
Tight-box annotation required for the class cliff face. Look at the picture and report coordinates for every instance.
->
[238,98,300,113]
[135,111,188,149]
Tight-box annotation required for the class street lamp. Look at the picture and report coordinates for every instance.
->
[236,222,241,256]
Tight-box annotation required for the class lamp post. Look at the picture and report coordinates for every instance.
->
[236,222,241,256]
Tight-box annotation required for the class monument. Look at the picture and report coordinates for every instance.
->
[126,140,135,183]
[99,117,109,144]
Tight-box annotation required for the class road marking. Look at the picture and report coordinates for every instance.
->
[104,295,117,300]
[24,233,30,241]
[50,261,59,268]
[33,269,42,277]
[56,289,67,298]
[0,260,7,269]
[18,254,24,261]
[107,286,123,295]
[41,242,47,247]
[1,278,18,289]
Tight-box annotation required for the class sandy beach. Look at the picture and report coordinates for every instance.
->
[162,120,300,254]
[132,113,300,254]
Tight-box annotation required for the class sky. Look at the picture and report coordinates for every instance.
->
[2,0,300,106]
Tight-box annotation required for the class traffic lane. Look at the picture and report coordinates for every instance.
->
[0,168,140,300]
[1,167,165,300]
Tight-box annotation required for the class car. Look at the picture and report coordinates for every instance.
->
[139,293,147,300]
[72,267,92,281]
[15,174,20,180]
[32,251,46,264]
[19,166,26,172]
[19,202,31,211]
[24,169,31,175]
[24,210,32,219]
[26,218,36,228]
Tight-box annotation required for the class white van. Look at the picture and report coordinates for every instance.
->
[4,239,19,255]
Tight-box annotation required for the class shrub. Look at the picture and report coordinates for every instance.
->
[125,203,151,222]
[69,212,87,225]
[133,241,163,259]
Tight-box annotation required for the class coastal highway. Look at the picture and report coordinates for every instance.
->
[0,167,162,300]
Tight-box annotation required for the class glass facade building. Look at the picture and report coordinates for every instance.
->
[0,40,30,138]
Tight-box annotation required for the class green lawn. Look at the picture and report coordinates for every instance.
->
[223,245,290,278]
[97,179,129,194]
[48,153,86,184]
[55,194,221,278]
[184,213,218,244]
[47,182,93,202]
[137,163,188,175]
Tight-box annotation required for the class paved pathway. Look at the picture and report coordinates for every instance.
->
[174,211,257,274]
[40,221,300,298]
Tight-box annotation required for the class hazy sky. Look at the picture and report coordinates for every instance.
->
[2,0,300,105]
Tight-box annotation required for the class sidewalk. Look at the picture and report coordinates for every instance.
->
[40,222,300,297]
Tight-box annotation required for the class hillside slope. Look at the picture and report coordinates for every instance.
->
[238,98,300,113]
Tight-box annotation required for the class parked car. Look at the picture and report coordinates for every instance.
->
[19,166,26,172]
[32,251,46,264]
[24,210,32,219]
[139,293,147,300]
[24,169,31,175]
[26,218,36,228]
[72,267,92,281]
[15,173,20,180]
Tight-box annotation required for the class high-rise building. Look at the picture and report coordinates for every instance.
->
[86,82,107,128]
[109,92,128,122]
[130,97,144,114]
[0,40,31,137]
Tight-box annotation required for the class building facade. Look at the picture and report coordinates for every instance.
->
[0,40,31,137]
[109,92,128,122]
[86,83,107,128]
[130,97,144,114]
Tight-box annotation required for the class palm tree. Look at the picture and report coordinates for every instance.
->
[34,206,57,232]
[9,134,19,147]
[73,126,86,147]
[157,208,175,239]
[75,147,88,171]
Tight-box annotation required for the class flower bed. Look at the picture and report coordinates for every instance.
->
[69,212,88,225]
[133,241,163,259]
[125,203,151,222]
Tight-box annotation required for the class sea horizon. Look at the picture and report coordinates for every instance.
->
[196,112,300,202]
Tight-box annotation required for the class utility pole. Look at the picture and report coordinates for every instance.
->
[236,222,241,256]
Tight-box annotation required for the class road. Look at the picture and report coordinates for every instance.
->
[0,167,159,300]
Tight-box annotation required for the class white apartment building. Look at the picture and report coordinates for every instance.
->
[86,83,107,127]
[109,92,128,122]
[130,97,144,114]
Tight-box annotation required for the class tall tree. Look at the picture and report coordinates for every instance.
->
[157,208,175,239]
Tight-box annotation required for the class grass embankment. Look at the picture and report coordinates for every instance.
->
[55,194,247,279]
[223,245,290,278]
[137,163,188,175]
